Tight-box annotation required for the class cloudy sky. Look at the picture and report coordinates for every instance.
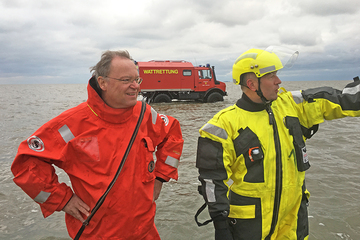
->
[1,0,359,84]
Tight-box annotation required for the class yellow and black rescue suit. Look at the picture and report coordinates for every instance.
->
[196,82,360,240]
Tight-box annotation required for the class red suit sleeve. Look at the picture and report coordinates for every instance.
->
[152,112,184,182]
[11,124,73,218]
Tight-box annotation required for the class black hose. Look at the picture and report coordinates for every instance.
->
[74,101,147,239]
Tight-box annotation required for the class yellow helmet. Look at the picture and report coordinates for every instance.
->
[232,48,283,85]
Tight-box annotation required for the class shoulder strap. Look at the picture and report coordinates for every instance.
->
[75,101,147,239]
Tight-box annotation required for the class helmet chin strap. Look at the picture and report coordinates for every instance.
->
[255,78,272,105]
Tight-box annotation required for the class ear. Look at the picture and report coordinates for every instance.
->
[246,78,258,92]
[98,76,107,91]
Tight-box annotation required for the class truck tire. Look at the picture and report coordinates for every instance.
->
[153,93,172,103]
[206,92,223,103]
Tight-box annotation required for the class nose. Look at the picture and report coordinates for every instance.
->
[129,81,140,89]
[275,75,282,85]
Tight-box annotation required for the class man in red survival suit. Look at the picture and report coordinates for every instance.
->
[11,50,184,239]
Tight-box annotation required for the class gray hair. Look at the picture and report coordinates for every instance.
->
[90,50,133,80]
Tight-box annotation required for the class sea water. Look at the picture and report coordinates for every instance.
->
[0,81,359,240]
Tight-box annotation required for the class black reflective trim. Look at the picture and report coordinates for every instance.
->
[228,190,262,240]
[302,86,360,111]
[297,182,309,239]
[196,137,229,218]
[233,127,264,183]
[211,179,231,214]
[197,178,230,219]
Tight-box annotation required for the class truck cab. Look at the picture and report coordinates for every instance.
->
[137,60,227,103]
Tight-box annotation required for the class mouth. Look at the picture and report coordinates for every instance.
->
[126,92,138,97]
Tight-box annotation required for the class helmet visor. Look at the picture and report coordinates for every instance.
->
[265,46,299,69]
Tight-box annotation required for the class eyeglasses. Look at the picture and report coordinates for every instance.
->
[105,76,143,84]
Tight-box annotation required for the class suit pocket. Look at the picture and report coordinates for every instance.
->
[228,190,262,240]
[141,137,156,183]
[233,127,264,183]
[284,116,310,172]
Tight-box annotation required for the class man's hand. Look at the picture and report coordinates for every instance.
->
[62,194,90,223]
[153,179,163,202]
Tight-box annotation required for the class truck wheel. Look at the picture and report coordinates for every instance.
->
[153,94,172,103]
[206,92,223,103]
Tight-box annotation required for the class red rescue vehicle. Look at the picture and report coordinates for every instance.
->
[137,60,227,103]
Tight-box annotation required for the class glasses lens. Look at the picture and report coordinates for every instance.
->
[106,76,142,84]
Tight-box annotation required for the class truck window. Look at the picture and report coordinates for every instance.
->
[183,70,192,76]
[200,69,212,79]
[198,70,203,79]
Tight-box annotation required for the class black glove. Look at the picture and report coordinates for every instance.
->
[215,227,233,240]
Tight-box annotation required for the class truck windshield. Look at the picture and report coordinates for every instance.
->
[199,69,212,79]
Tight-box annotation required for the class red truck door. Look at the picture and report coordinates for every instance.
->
[195,68,213,92]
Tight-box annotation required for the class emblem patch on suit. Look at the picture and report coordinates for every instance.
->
[27,135,45,152]
[159,114,169,126]
[148,161,155,173]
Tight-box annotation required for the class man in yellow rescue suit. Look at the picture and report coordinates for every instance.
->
[195,47,360,240]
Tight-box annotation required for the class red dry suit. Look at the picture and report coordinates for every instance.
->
[11,77,184,239]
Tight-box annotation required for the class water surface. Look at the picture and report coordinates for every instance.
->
[1,81,359,239]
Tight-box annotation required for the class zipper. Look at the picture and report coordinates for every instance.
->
[265,106,282,240]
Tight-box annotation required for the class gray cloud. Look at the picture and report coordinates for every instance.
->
[297,0,360,16]
[0,0,359,84]
[191,0,266,26]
